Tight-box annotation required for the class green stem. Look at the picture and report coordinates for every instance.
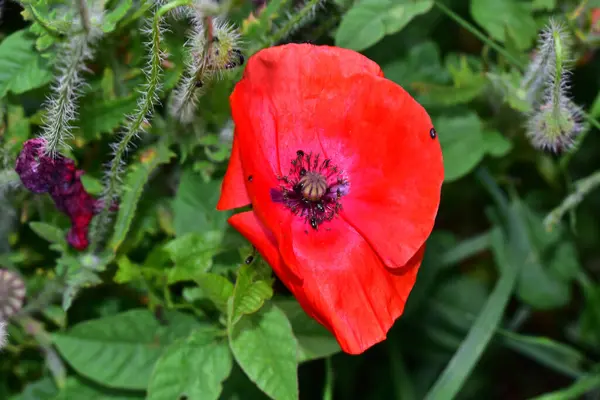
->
[259,0,322,51]
[543,169,600,230]
[91,2,192,251]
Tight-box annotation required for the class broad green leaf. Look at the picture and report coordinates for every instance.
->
[484,131,513,157]
[276,299,340,362]
[164,231,222,283]
[532,0,556,10]
[434,113,486,182]
[78,95,138,139]
[195,273,235,313]
[103,0,133,33]
[147,328,233,400]
[0,30,53,97]
[5,105,31,158]
[383,41,448,87]
[53,377,144,400]
[228,263,274,326]
[512,200,573,309]
[29,222,66,249]
[470,0,537,50]
[173,169,230,236]
[335,0,433,51]
[52,309,200,390]
[229,304,299,400]
[109,143,175,253]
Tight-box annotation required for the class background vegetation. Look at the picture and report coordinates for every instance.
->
[1,0,600,399]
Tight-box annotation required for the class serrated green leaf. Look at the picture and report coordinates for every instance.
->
[103,0,133,33]
[228,264,274,327]
[194,273,235,313]
[434,113,486,182]
[0,30,53,97]
[29,222,66,248]
[335,0,433,51]
[78,95,138,139]
[470,0,537,50]
[147,328,233,400]
[52,309,201,390]
[164,231,222,283]
[109,143,175,253]
[173,170,230,236]
[276,299,340,363]
[229,304,299,400]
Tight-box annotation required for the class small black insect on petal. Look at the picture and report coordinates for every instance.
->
[248,175,253,182]
[310,217,318,230]
[430,128,437,139]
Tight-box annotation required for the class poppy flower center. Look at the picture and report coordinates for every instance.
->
[270,150,349,230]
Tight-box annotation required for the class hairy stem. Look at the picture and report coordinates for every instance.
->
[91,0,192,251]
[544,169,600,231]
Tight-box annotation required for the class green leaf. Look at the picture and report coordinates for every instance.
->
[147,328,233,400]
[79,174,104,196]
[434,113,486,182]
[102,0,133,33]
[164,231,222,283]
[5,105,31,159]
[530,371,600,400]
[229,304,299,400]
[53,377,144,400]
[228,263,274,327]
[424,173,519,400]
[276,299,340,363]
[173,170,230,237]
[78,95,138,139]
[499,331,587,378]
[52,309,201,390]
[29,222,66,248]
[108,143,175,253]
[0,30,53,97]
[470,0,537,50]
[194,273,235,313]
[335,0,433,51]
[484,131,513,157]
[511,200,573,309]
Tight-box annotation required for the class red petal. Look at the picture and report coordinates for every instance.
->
[312,74,443,269]
[278,217,423,354]
[217,133,251,211]
[229,44,385,239]
[228,211,301,284]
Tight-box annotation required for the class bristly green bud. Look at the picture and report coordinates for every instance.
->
[522,20,583,153]
[170,16,242,124]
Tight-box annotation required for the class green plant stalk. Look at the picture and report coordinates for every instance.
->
[91,0,191,251]
[544,169,600,230]
[531,370,600,400]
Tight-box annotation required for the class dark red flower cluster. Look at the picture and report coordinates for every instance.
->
[15,138,113,251]
[218,44,444,354]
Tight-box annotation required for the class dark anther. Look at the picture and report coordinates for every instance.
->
[299,168,307,176]
[310,217,318,230]
[245,255,254,264]
[296,150,304,157]
[323,159,330,167]
[248,175,253,182]
[430,128,437,139]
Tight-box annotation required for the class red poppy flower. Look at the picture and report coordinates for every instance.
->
[217,44,443,354]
